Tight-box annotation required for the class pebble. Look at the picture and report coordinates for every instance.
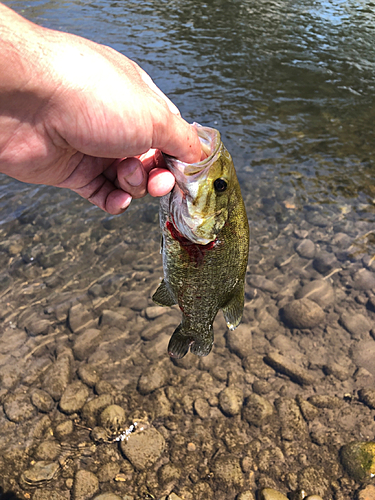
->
[340,312,372,339]
[313,251,338,274]
[194,397,211,419]
[340,441,375,481]
[259,488,288,500]
[295,239,316,259]
[226,324,253,358]
[295,279,335,308]
[307,394,343,409]
[32,490,69,500]
[100,309,127,330]
[144,306,167,319]
[137,363,168,394]
[264,352,315,386]
[93,495,122,500]
[99,404,126,432]
[281,298,325,329]
[68,303,95,333]
[247,275,280,293]
[73,470,99,500]
[358,388,375,409]
[34,440,61,461]
[158,462,181,489]
[275,398,307,441]
[243,393,273,426]
[218,387,243,416]
[54,419,74,439]
[213,456,244,488]
[42,352,71,401]
[350,340,375,377]
[297,466,330,498]
[24,317,52,336]
[59,380,89,414]
[81,394,114,427]
[140,315,176,341]
[96,462,121,482]
[21,461,60,484]
[31,389,55,413]
[95,380,115,395]
[323,361,350,381]
[237,492,255,500]
[357,484,375,500]
[78,364,99,387]
[120,426,165,470]
[352,269,375,290]
[305,496,324,500]
[120,291,148,311]
[3,393,36,422]
[73,329,102,361]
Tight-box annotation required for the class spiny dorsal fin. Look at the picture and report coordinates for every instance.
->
[222,284,245,330]
[152,279,176,307]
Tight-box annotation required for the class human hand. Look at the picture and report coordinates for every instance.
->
[0,4,201,214]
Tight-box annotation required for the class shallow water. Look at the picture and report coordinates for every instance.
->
[1,1,375,499]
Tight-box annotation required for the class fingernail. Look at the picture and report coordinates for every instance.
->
[126,164,144,187]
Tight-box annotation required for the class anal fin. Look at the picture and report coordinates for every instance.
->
[152,279,176,307]
[222,284,245,330]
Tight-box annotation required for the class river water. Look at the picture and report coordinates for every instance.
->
[1,1,375,499]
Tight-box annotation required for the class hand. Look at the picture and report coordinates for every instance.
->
[0,4,201,214]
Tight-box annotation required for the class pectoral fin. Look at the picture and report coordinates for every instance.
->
[152,279,176,307]
[222,284,245,330]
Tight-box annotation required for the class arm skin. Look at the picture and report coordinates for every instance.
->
[0,3,201,214]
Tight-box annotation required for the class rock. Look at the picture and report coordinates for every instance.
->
[73,329,102,361]
[305,497,324,500]
[73,470,99,500]
[237,492,255,500]
[100,310,127,330]
[34,440,60,461]
[21,461,60,485]
[32,490,69,500]
[219,387,243,416]
[340,312,372,339]
[313,251,337,274]
[358,388,375,409]
[54,419,74,439]
[340,441,375,481]
[298,466,330,498]
[59,380,89,414]
[31,389,55,413]
[140,315,176,341]
[307,395,343,409]
[242,393,273,426]
[260,488,288,500]
[357,484,375,500]
[295,279,334,308]
[145,306,167,319]
[99,405,126,432]
[264,352,315,385]
[242,355,275,379]
[95,380,115,395]
[42,353,71,401]
[137,364,168,394]
[68,303,95,333]
[90,426,108,443]
[93,495,122,500]
[323,361,351,381]
[158,463,181,489]
[247,275,280,294]
[213,456,244,488]
[97,462,121,482]
[296,395,319,421]
[275,398,307,441]
[226,324,252,358]
[81,394,114,427]
[120,291,148,311]
[351,340,375,377]
[295,239,315,259]
[25,317,52,336]
[3,393,36,422]
[352,269,375,290]
[194,397,211,419]
[120,426,165,470]
[78,364,99,387]
[281,298,325,329]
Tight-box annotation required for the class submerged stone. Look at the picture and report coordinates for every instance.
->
[340,441,375,481]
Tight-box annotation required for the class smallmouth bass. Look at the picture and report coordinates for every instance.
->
[152,124,249,358]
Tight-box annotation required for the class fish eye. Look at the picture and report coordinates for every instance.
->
[214,178,227,192]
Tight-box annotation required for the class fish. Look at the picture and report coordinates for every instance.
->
[152,123,249,358]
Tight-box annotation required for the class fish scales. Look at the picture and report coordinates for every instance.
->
[152,124,249,358]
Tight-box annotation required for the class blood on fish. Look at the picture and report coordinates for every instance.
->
[166,221,216,264]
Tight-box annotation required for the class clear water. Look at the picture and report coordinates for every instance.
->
[1,1,375,498]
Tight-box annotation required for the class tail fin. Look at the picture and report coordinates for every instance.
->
[168,324,213,359]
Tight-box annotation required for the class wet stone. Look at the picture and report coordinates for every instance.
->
[297,466,330,498]
[352,269,375,290]
[247,275,280,294]
[264,352,315,386]
[3,393,36,422]
[281,298,325,329]
[73,329,102,361]
[54,419,74,439]
[81,394,114,427]
[226,324,252,359]
[358,388,375,409]
[140,315,176,341]
[340,312,372,339]
[120,291,148,311]
[242,393,273,426]
[24,316,52,336]
[93,495,123,500]
[120,426,165,470]
[275,397,307,441]
[351,340,375,377]
[357,484,375,500]
[323,361,351,381]
[73,470,99,500]
[307,394,343,409]
[158,463,181,489]
[32,490,69,500]
[313,251,338,275]
[31,389,55,413]
[194,397,211,419]
[22,461,60,485]
[219,387,243,416]
[78,364,99,387]
[295,279,335,308]
[69,303,95,333]
[59,380,89,414]
[213,456,244,489]
[97,462,121,482]
[95,380,115,395]
[34,440,61,461]
[260,488,288,500]
[42,353,71,401]
[144,306,167,319]
[99,405,126,432]
[137,363,168,394]
[237,492,255,500]
[295,239,315,259]
[100,310,127,330]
